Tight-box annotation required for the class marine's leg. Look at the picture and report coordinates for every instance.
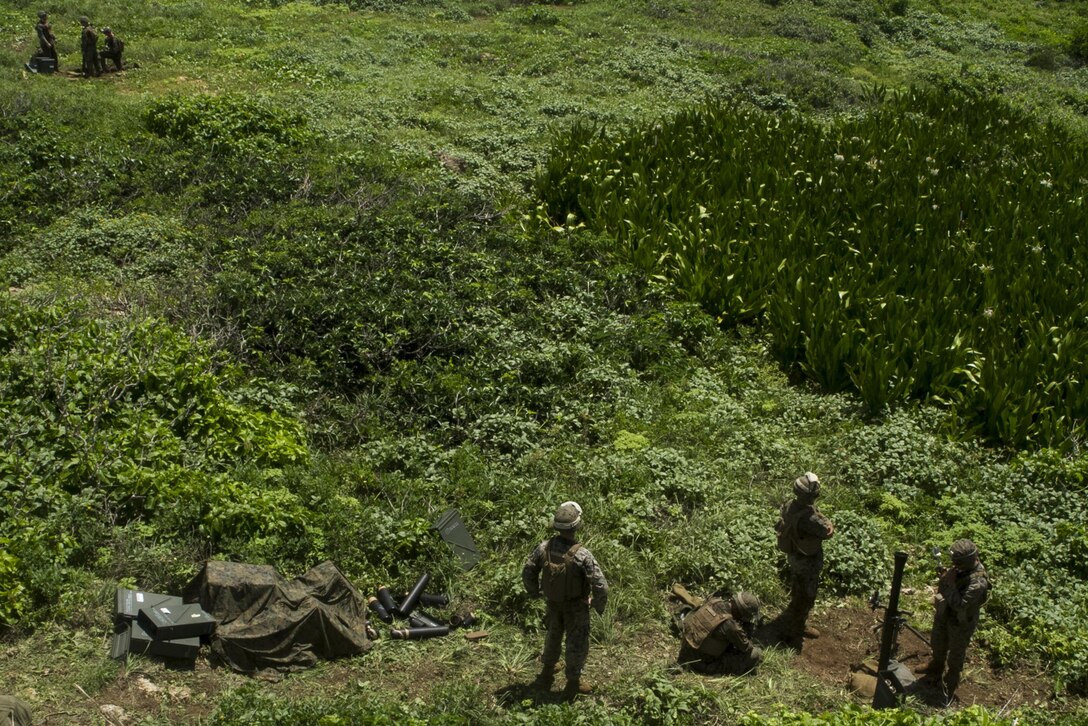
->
[783,553,820,643]
[942,621,977,699]
[564,603,593,694]
[924,609,949,677]
[537,601,564,684]
[677,641,703,671]
[714,647,763,675]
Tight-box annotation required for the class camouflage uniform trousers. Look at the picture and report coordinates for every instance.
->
[0,695,33,726]
[784,551,823,637]
[929,606,978,694]
[541,599,591,680]
[677,642,761,676]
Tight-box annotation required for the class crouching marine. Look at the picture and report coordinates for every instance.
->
[677,592,763,675]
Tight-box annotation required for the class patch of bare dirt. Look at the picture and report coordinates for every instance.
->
[86,660,222,726]
[795,605,1052,710]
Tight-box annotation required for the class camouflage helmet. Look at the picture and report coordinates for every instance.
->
[38,11,48,19]
[950,538,979,563]
[102,26,112,33]
[730,592,761,622]
[553,501,583,531]
[794,472,820,498]
[79,15,89,25]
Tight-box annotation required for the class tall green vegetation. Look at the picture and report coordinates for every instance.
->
[537,86,1088,448]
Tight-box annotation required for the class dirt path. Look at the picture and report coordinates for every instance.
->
[796,605,1052,711]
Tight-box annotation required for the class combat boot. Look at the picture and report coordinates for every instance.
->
[533,662,559,689]
[918,659,944,675]
[564,678,593,696]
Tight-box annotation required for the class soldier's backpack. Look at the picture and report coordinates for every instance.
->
[541,541,587,602]
[775,502,800,554]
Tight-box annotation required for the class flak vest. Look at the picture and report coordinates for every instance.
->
[681,597,734,657]
[775,502,822,556]
[541,541,588,602]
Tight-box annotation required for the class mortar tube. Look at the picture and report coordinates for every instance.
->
[376,586,398,616]
[390,626,449,640]
[419,593,450,608]
[408,610,442,629]
[368,596,393,624]
[397,572,430,618]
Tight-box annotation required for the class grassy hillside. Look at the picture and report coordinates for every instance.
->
[1,0,1087,723]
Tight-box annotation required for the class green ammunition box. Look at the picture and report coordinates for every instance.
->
[137,602,216,639]
[114,589,182,623]
[128,619,200,660]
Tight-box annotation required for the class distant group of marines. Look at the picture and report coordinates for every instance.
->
[32,11,124,76]
[524,473,990,707]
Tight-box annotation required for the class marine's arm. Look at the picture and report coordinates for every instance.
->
[577,548,609,613]
[718,618,755,654]
[522,541,547,598]
[945,568,989,620]
[796,507,834,539]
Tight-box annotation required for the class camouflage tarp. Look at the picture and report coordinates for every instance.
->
[182,560,371,673]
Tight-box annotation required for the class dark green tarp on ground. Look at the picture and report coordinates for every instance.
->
[182,560,371,673]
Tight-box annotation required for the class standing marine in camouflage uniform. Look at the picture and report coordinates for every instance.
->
[774,472,835,649]
[79,16,99,77]
[677,591,763,675]
[35,12,58,67]
[522,501,609,696]
[922,538,990,704]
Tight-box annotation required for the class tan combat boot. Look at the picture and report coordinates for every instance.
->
[564,678,593,696]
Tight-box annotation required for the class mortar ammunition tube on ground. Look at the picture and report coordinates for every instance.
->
[368,596,393,624]
[397,573,430,617]
[408,610,442,628]
[419,593,450,608]
[449,612,477,629]
[377,586,398,616]
[390,626,449,640]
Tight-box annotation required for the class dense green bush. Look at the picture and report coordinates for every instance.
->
[1068,22,1088,63]
[2,207,198,285]
[143,94,313,153]
[0,292,310,624]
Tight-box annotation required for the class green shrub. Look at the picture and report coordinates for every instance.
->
[1068,22,1088,63]
[887,0,908,17]
[821,510,888,596]
[5,207,197,285]
[143,94,312,154]
[1026,46,1060,71]
[0,292,310,624]
[773,15,834,44]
